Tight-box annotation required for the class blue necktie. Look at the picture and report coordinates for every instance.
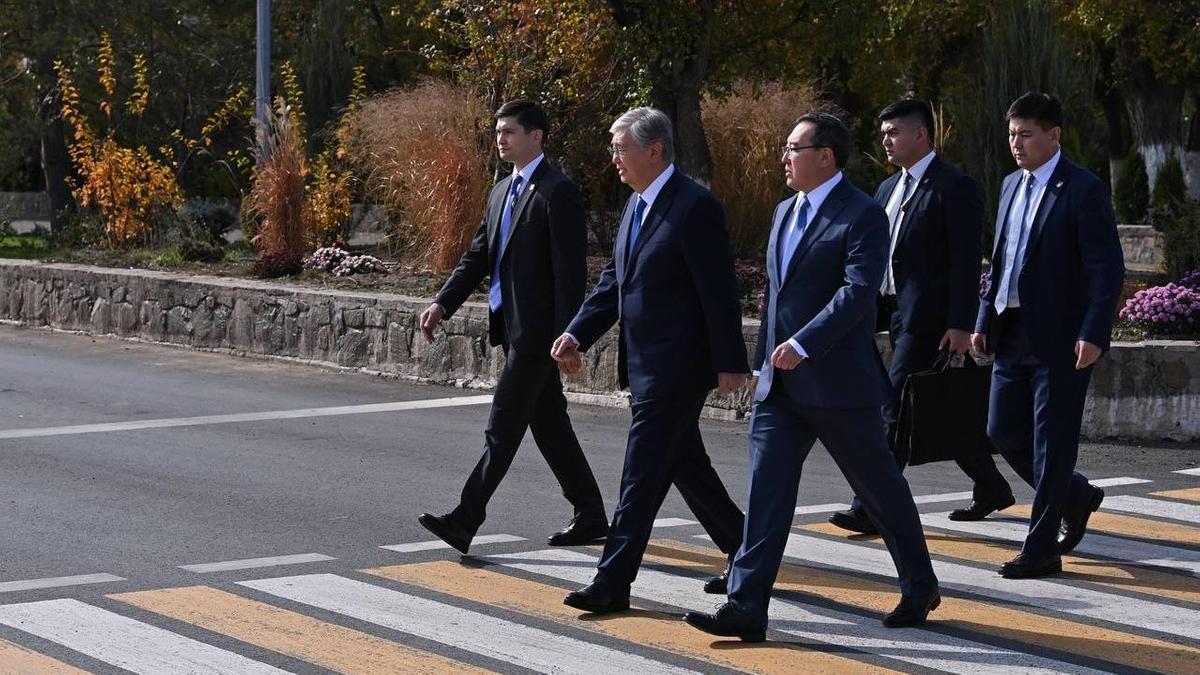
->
[489,174,524,311]
[778,197,810,278]
[995,173,1036,313]
[625,196,648,261]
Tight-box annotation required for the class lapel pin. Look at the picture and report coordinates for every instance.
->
[1055,180,1063,188]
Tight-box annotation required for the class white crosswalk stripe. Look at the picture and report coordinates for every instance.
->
[920,511,1200,576]
[1101,495,1200,524]
[0,599,287,674]
[780,531,1200,641]
[489,548,1105,675]
[239,573,698,674]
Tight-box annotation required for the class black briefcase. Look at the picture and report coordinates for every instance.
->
[893,352,995,466]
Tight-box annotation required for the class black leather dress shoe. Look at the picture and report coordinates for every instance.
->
[829,509,877,535]
[948,494,1016,521]
[999,553,1062,579]
[417,513,472,554]
[683,602,766,642]
[882,589,940,627]
[1058,486,1104,554]
[547,516,609,546]
[563,582,630,614]
[703,560,732,594]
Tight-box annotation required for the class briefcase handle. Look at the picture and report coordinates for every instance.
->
[930,350,979,373]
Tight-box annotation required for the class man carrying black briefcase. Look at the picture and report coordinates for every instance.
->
[894,352,995,467]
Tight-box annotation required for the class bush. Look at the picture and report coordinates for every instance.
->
[243,98,308,277]
[1153,199,1200,279]
[302,246,387,276]
[1114,150,1149,224]
[1152,151,1188,211]
[343,81,491,272]
[1118,282,1200,337]
[703,81,831,259]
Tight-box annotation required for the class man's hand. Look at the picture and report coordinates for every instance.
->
[770,342,804,370]
[940,328,971,354]
[1075,340,1102,370]
[551,334,583,375]
[419,303,445,343]
[717,372,748,395]
[970,332,990,357]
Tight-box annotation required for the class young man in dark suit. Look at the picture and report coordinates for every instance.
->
[551,106,748,614]
[685,113,939,641]
[416,100,607,553]
[829,99,1013,535]
[972,92,1124,578]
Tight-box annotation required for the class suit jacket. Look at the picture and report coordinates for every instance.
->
[754,177,891,407]
[566,170,749,398]
[876,156,982,336]
[435,160,587,353]
[975,157,1125,364]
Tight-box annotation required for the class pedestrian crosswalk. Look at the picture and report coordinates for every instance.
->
[2,486,1200,673]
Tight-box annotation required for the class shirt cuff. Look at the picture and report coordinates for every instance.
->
[752,370,761,377]
[788,338,808,359]
[563,333,580,347]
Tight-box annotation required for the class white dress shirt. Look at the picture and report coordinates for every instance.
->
[996,149,1060,311]
[881,150,935,295]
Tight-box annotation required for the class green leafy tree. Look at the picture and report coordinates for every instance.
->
[1114,149,1149,223]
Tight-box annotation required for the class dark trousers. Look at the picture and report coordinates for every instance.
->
[729,392,937,625]
[987,310,1093,559]
[450,345,605,533]
[593,391,744,588]
[850,301,1011,514]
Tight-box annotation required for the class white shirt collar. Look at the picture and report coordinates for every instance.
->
[794,171,843,215]
[637,163,675,210]
[1025,149,1060,188]
[903,150,936,184]
[512,153,544,185]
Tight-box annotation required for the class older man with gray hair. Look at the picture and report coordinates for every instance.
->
[551,107,750,614]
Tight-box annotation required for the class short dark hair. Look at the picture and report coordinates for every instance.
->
[494,99,550,141]
[879,99,935,142]
[794,112,853,168]
[1006,92,1064,131]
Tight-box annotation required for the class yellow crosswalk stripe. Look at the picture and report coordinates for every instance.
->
[0,637,90,674]
[1008,504,1200,548]
[111,585,490,674]
[365,561,898,675]
[804,521,1200,605]
[646,539,1200,675]
[1152,487,1200,503]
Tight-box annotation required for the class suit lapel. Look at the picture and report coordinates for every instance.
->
[991,173,1020,257]
[875,172,899,208]
[894,158,937,246]
[765,199,791,291]
[487,178,510,266]
[496,161,547,265]
[780,183,851,288]
[1020,159,1068,265]
[623,171,680,282]
[614,196,636,282]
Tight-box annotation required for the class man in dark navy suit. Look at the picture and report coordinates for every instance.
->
[551,107,749,614]
[416,100,607,554]
[972,92,1124,579]
[685,113,939,641]
[829,99,1013,536]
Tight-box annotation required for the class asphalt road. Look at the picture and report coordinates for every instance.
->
[1,323,1198,672]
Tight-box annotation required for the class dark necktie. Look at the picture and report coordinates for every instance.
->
[625,196,648,261]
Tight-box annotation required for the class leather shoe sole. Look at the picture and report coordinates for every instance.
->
[417,513,470,554]
[828,510,877,535]
[882,591,940,627]
[682,611,766,642]
[999,557,1062,579]
[547,522,609,546]
[948,494,1016,521]
[563,589,629,614]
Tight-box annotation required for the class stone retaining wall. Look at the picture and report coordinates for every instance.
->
[1,260,1196,440]
[1117,224,1164,273]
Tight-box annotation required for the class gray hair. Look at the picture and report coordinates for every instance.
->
[610,107,675,163]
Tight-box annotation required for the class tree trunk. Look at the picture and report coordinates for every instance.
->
[1185,91,1200,199]
[650,78,712,186]
[1125,76,1185,188]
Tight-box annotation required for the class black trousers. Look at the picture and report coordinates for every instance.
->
[593,391,744,588]
[850,297,1011,513]
[450,345,605,533]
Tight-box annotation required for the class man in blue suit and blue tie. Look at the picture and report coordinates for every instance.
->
[971,93,1124,579]
[685,113,940,641]
[551,107,749,613]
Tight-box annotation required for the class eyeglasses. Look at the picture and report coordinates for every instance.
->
[607,143,636,156]
[780,144,825,156]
